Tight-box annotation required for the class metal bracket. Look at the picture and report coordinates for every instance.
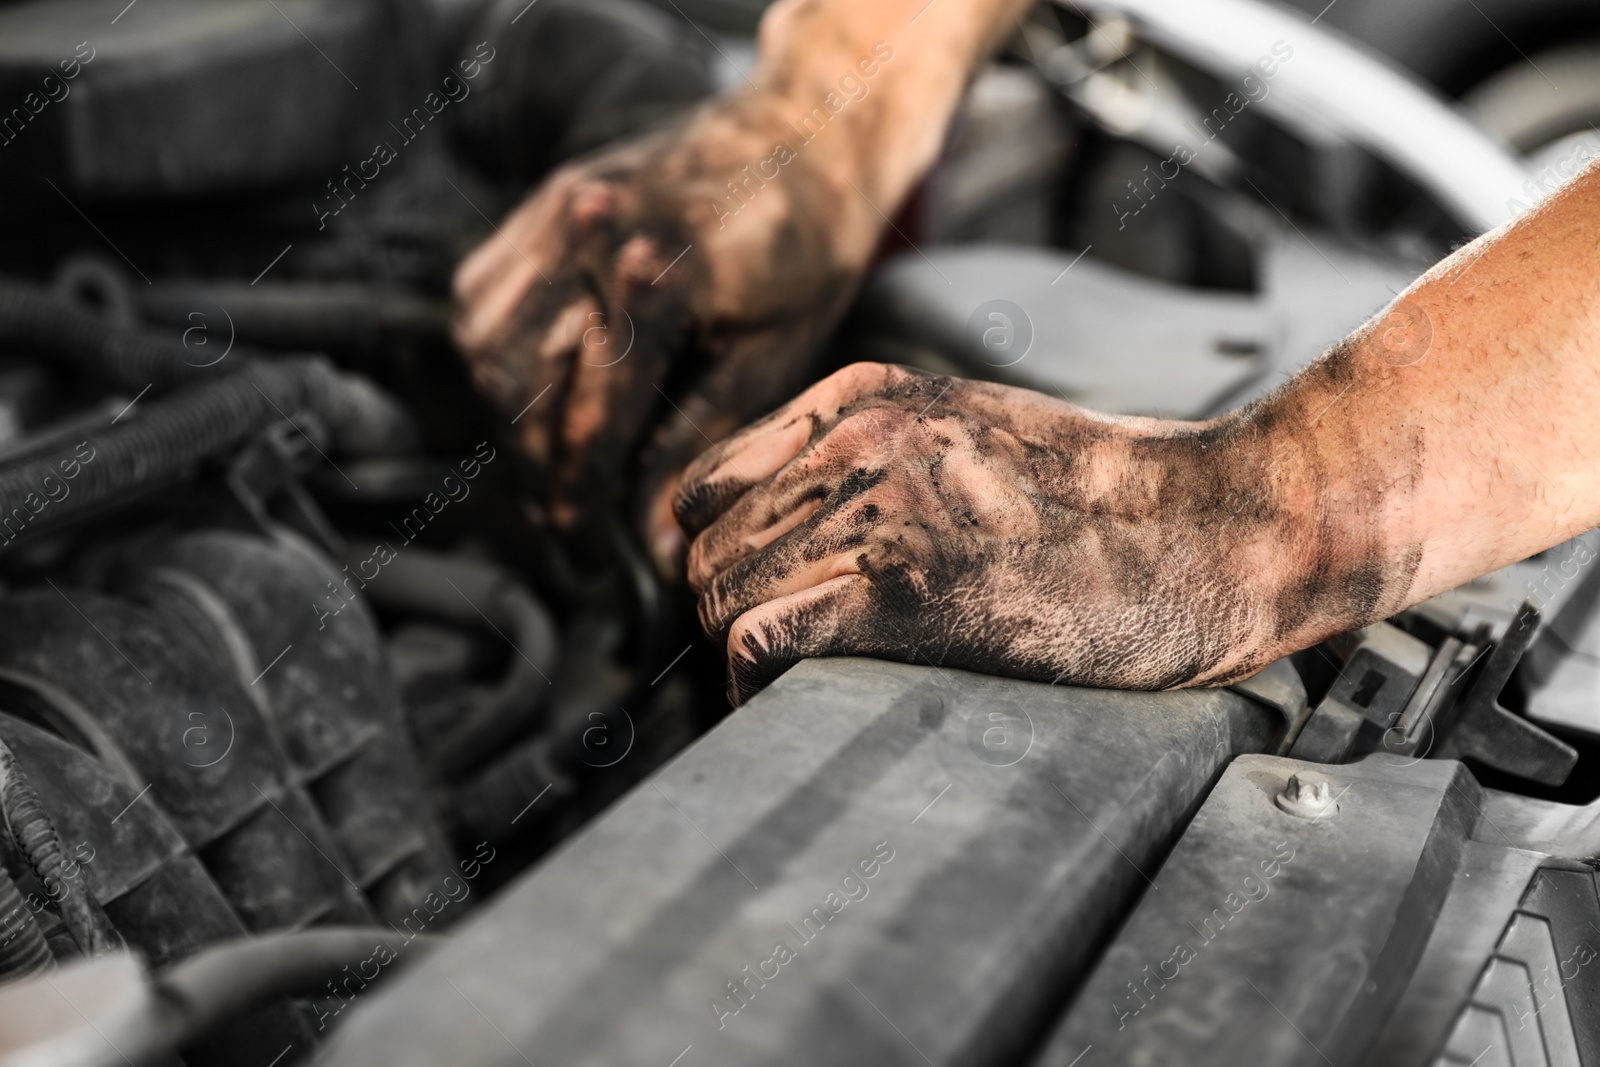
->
[1435,600,1578,786]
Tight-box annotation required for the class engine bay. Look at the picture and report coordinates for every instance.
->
[3,0,1600,1064]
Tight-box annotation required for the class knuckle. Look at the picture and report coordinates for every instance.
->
[837,405,902,435]
[671,469,710,522]
[679,445,720,485]
[566,177,621,229]
[543,164,589,202]
[830,361,889,392]
[672,469,745,540]
[829,407,909,457]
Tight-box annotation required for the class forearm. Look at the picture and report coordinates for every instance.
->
[1242,160,1600,650]
[750,0,1033,263]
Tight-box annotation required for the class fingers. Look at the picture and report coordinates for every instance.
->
[672,362,918,537]
[682,365,974,704]
[453,164,694,531]
[685,407,905,590]
[546,231,703,528]
[453,237,550,354]
[670,411,817,540]
[453,176,588,478]
[501,294,595,469]
[452,171,575,350]
[687,490,824,593]
[548,301,676,528]
[723,574,876,704]
[696,475,898,639]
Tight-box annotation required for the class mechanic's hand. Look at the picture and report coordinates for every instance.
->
[453,91,868,566]
[673,362,1404,704]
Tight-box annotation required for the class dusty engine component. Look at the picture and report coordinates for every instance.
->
[0,715,314,1063]
[313,657,1290,1067]
[0,0,429,198]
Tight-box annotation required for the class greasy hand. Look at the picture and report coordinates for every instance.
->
[453,91,866,563]
[673,363,1398,704]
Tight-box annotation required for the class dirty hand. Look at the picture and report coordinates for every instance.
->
[452,89,869,563]
[673,362,1414,704]
[453,0,1037,566]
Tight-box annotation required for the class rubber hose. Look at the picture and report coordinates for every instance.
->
[0,359,413,548]
[146,927,438,1054]
[341,546,559,777]
[0,861,53,981]
[0,274,416,462]
[0,278,228,394]
[0,740,122,957]
[433,586,557,778]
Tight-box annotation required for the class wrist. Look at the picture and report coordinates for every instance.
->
[748,0,1012,266]
[1206,378,1421,678]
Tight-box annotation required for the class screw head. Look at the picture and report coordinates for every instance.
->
[1276,773,1337,818]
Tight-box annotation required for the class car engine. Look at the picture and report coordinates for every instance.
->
[2,0,1600,1065]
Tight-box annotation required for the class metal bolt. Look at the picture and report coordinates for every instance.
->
[1275,773,1337,819]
